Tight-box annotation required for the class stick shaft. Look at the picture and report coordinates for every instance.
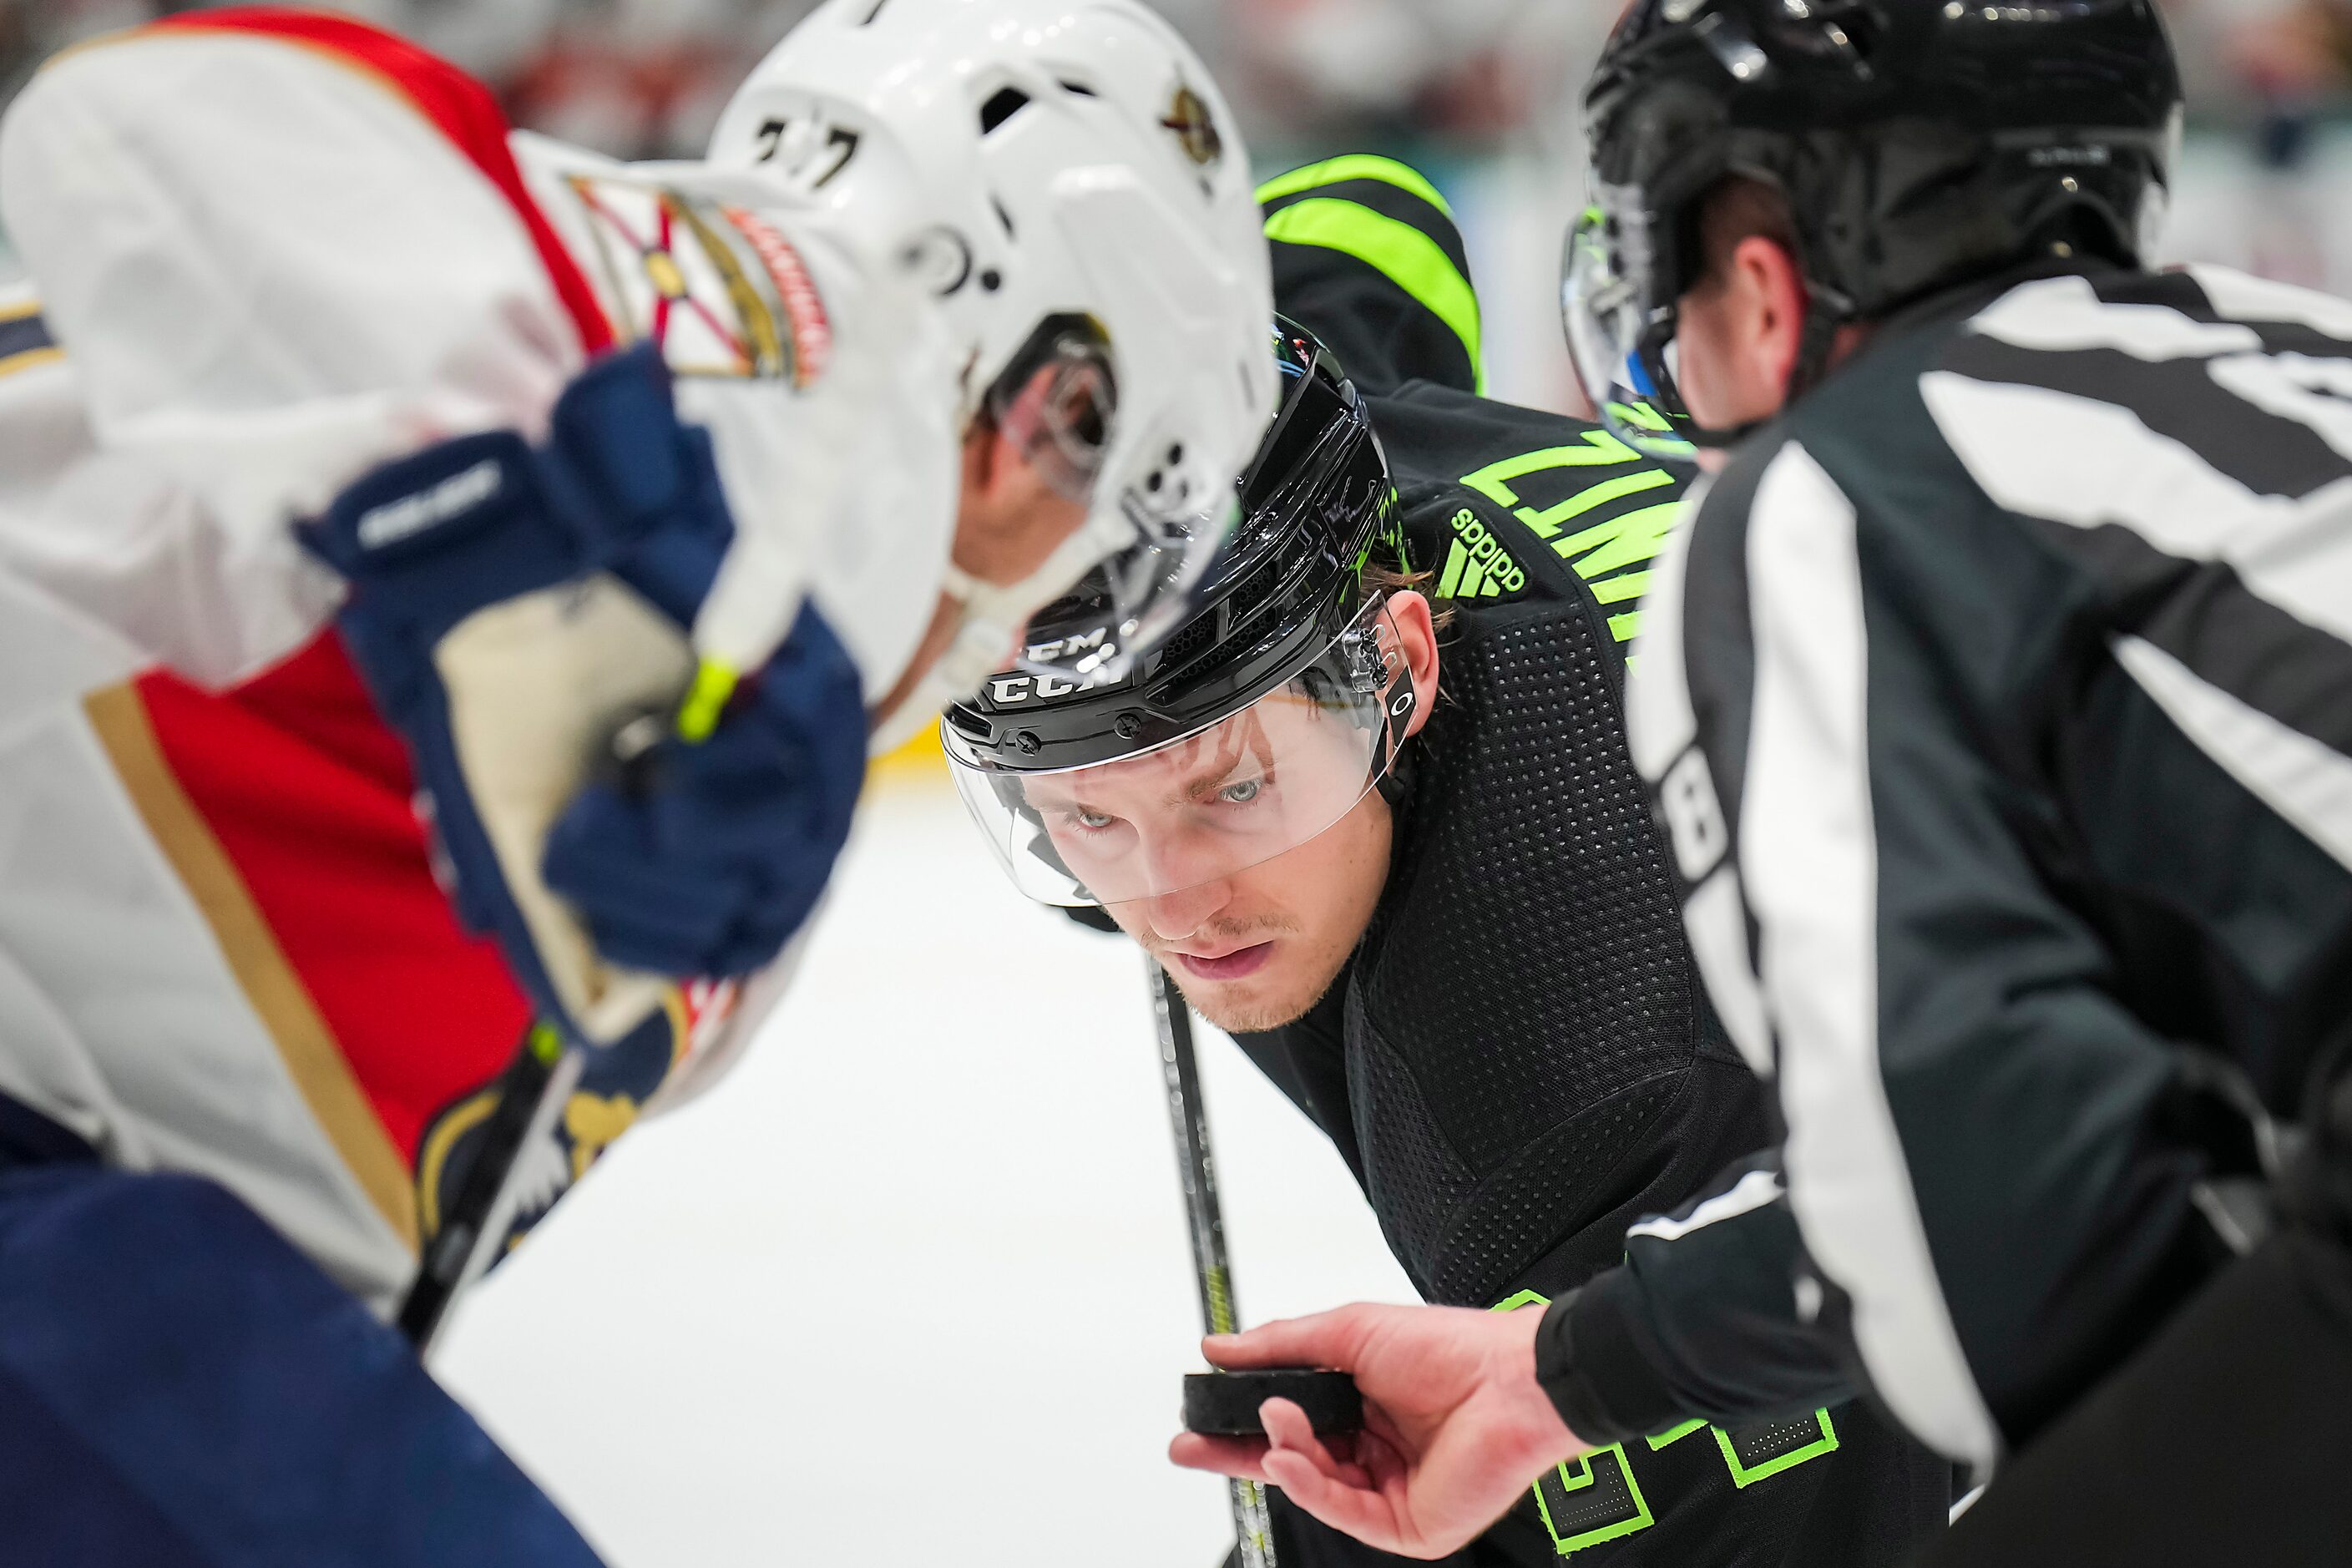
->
[1147,959,1277,1568]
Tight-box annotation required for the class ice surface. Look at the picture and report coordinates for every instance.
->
[434,774,1416,1568]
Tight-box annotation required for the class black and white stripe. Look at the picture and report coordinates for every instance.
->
[1736,443,2004,1468]
[1624,1164,1784,1245]
[1921,266,2352,872]
[1628,462,1775,1075]
[2112,634,2352,872]
[1632,441,2006,1466]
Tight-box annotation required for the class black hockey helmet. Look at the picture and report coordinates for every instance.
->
[1563,0,2183,455]
[943,319,1417,908]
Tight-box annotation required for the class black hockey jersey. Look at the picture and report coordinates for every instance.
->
[1227,158,1952,1568]
[1614,261,2352,1474]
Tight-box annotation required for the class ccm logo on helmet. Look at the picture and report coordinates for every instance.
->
[1024,626,1110,664]
[990,670,1120,708]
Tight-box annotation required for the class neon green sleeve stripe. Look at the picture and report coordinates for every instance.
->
[1555,501,1685,580]
[1256,154,1456,220]
[1586,570,1651,607]
[1263,198,1484,391]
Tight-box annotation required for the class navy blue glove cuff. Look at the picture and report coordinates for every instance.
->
[295,345,742,1038]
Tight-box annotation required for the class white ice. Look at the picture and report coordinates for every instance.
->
[435,772,1417,1568]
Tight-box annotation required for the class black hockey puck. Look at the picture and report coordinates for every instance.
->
[1183,1369,1363,1437]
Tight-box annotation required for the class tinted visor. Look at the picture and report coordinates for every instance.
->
[948,597,1418,908]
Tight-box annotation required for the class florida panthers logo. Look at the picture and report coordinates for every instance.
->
[1161,83,1224,170]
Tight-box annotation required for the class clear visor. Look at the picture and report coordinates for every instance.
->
[1561,204,1698,463]
[990,342,1116,503]
[949,598,1419,908]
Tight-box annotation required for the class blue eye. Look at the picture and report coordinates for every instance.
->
[1220,779,1262,806]
[1076,808,1115,830]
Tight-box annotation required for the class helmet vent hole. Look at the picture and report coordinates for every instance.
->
[980,88,1032,136]
[990,197,1018,238]
[1059,78,1098,98]
[857,0,889,24]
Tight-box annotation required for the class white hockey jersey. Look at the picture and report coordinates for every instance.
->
[0,11,960,1313]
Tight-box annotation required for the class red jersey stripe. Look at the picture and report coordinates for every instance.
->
[136,642,533,1167]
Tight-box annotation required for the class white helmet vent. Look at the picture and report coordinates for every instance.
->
[979,87,1031,135]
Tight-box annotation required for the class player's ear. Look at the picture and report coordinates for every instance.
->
[1385,590,1440,741]
[1735,234,1809,411]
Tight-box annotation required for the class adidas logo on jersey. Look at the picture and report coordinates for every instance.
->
[1436,508,1526,599]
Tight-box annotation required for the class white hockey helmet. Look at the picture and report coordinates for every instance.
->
[708,0,1277,706]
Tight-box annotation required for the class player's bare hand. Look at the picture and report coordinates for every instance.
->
[1167,1302,1591,1560]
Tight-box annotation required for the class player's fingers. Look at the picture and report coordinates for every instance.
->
[1259,1399,1333,1468]
[1360,1396,1416,1464]
[1260,1449,1406,1555]
[1353,1425,1409,1495]
[1203,1306,1372,1372]
[1167,1433,1271,1481]
[1257,1399,1376,1488]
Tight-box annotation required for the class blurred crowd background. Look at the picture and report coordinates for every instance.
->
[3,0,2349,407]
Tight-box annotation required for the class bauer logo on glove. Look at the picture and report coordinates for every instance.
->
[352,458,508,551]
[301,344,865,1050]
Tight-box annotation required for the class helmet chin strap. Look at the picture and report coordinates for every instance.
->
[865,505,1134,755]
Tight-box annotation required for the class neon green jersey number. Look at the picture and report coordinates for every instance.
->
[1492,1292,1841,1557]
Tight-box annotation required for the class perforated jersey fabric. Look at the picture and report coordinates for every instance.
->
[1230,367,1768,1309]
[1350,596,1758,1306]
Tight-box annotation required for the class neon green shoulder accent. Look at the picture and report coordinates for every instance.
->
[1256,154,1456,220]
[1262,198,1484,392]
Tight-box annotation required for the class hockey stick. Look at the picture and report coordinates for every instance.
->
[399,1021,583,1353]
[1147,958,1279,1568]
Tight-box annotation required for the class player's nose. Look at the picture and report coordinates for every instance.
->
[1137,877,1234,944]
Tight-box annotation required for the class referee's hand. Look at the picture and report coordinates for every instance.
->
[1169,1302,1591,1560]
